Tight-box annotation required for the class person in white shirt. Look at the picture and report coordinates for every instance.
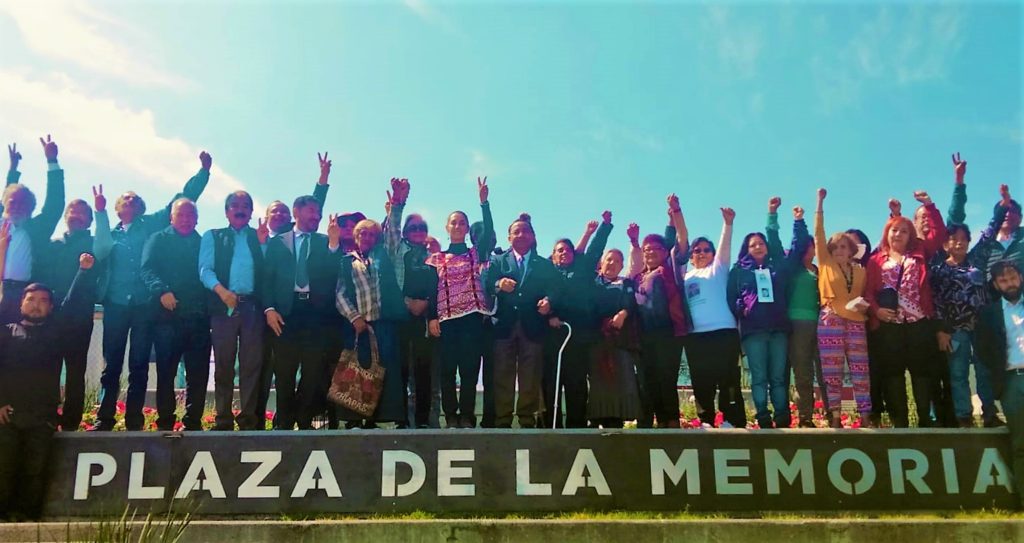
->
[681,207,746,428]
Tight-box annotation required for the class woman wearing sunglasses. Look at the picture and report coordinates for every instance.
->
[681,206,746,428]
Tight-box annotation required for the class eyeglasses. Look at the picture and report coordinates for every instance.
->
[406,224,428,233]
[691,247,713,254]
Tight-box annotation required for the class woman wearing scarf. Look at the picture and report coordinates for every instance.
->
[727,196,792,429]
[627,194,690,428]
[425,178,494,429]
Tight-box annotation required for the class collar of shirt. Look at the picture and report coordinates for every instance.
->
[1004,296,1024,312]
[512,248,531,263]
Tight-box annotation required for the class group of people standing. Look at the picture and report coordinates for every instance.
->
[0,137,1023,517]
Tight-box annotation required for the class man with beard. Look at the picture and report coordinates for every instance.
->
[977,260,1024,506]
[1,137,65,324]
[141,199,209,431]
[0,252,95,520]
[200,191,265,430]
[255,154,334,428]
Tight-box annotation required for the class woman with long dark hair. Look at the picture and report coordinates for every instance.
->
[727,196,792,429]
[425,177,494,428]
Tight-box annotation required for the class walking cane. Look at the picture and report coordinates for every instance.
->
[552,322,573,430]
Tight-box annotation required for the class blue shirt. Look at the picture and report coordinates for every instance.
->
[1005,297,1024,370]
[199,227,255,295]
[2,220,32,282]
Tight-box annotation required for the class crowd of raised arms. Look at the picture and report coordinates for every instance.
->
[0,136,1022,440]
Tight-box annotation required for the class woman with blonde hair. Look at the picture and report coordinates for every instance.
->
[814,188,872,428]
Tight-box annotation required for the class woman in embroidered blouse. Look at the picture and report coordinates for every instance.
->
[335,178,411,427]
[425,177,494,429]
[727,196,792,429]
[865,214,939,428]
[682,207,746,429]
[588,248,642,428]
[542,212,612,429]
[814,188,872,428]
[626,194,689,429]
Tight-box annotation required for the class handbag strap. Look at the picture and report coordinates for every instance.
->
[359,324,381,371]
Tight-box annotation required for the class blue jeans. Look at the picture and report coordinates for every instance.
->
[949,330,997,420]
[97,303,155,430]
[743,331,790,428]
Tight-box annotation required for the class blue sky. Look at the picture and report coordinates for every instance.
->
[0,1,1019,255]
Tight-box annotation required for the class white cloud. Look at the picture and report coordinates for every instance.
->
[0,1,191,90]
[403,0,456,32]
[0,70,252,223]
[812,5,965,113]
[700,5,763,80]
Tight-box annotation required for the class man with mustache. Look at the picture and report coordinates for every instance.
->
[0,252,95,520]
[1,137,65,325]
[976,260,1024,506]
[90,151,212,431]
[200,191,265,431]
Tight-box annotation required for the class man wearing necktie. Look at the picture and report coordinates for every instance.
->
[262,195,341,430]
[1,137,65,325]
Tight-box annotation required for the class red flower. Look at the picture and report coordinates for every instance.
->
[115,401,127,414]
[173,422,184,431]
[814,400,824,409]
[143,407,156,415]
[265,411,275,420]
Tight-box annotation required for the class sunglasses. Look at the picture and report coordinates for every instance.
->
[691,247,713,254]
[405,223,428,233]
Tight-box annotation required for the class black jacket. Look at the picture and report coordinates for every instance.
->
[485,250,563,342]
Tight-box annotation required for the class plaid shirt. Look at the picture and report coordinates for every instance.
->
[336,203,404,323]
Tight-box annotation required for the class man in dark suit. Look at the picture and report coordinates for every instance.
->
[199,191,266,431]
[977,259,1024,506]
[484,215,562,428]
[262,195,341,430]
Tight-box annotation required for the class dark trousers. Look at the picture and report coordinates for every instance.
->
[874,319,940,428]
[637,331,684,428]
[153,315,211,431]
[440,315,485,427]
[273,299,326,430]
[0,280,27,325]
[98,303,155,430]
[211,300,264,430]
[321,315,349,429]
[542,328,592,429]
[255,324,275,430]
[402,317,438,428]
[685,328,747,428]
[999,371,1024,507]
[0,421,54,519]
[867,328,886,420]
[480,321,496,428]
[493,323,544,428]
[60,320,94,431]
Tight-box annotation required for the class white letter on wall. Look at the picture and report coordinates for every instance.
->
[382,450,426,498]
[238,451,281,499]
[649,449,700,495]
[438,450,475,497]
[73,452,116,500]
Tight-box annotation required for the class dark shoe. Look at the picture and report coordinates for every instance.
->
[395,423,410,430]
[458,418,476,429]
[495,423,513,429]
[829,412,843,429]
[984,416,1006,428]
[957,417,975,429]
[798,419,816,429]
[87,422,114,432]
[869,413,882,428]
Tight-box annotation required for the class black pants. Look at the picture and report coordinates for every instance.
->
[211,300,264,430]
[0,421,53,520]
[320,314,350,429]
[867,328,886,420]
[440,315,486,427]
[273,299,326,430]
[542,327,592,429]
[480,321,496,428]
[153,315,212,431]
[874,319,940,428]
[402,317,437,428]
[60,320,94,431]
[255,324,276,431]
[685,329,747,428]
[637,331,685,428]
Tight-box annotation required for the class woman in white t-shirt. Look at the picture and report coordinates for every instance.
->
[682,207,747,428]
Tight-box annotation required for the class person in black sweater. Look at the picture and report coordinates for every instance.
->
[542,212,613,428]
[140,198,210,431]
[0,251,94,520]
